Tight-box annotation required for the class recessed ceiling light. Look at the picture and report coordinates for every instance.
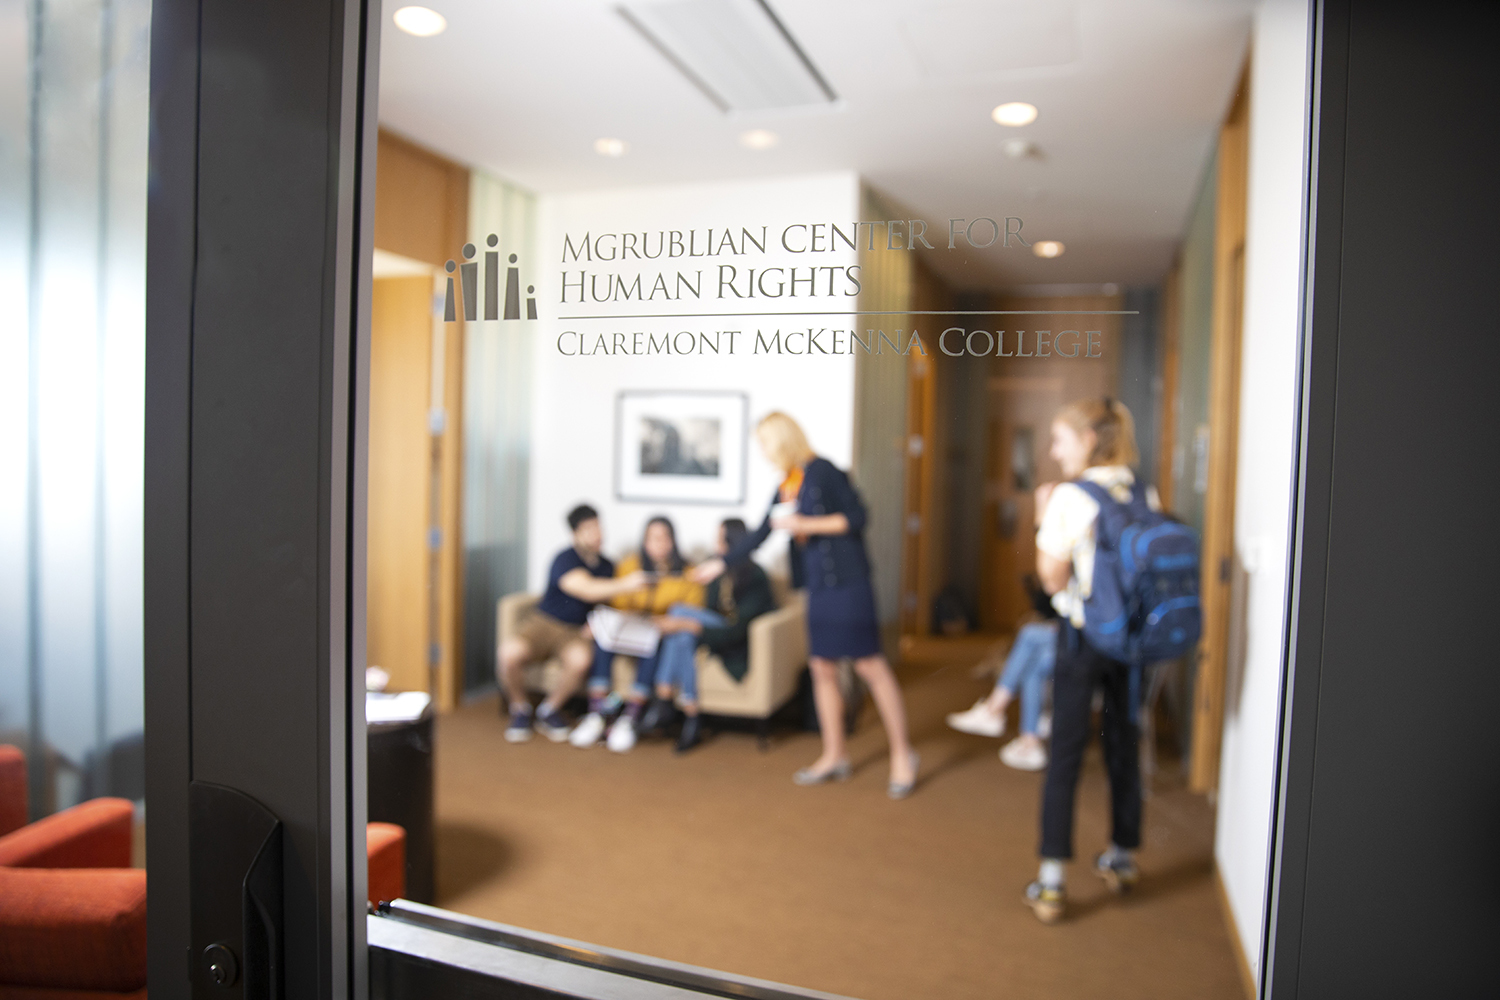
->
[739,129,779,150]
[992,101,1038,127]
[1033,240,1065,258]
[594,137,628,158]
[393,6,447,37]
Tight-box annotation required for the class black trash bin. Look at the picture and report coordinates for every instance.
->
[367,704,434,904]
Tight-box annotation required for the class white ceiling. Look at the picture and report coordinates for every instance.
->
[377,0,1253,290]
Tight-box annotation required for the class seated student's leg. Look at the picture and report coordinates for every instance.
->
[653,632,700,706]
[668,602,727,628]
[1020,661,1050,736]
[497,636,534,710]
[632,650,661,702]
[534,641,591,734]
[998,622,1053,694]
[1018,625,1057,736]
[584,642,620,713]
[661,604,723,713]
[607,653,657,751]
[980,625,1046,722]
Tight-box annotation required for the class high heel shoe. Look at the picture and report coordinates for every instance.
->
[792,759,852,785]
[887,750,920,800]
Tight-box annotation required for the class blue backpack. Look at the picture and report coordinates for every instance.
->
[1073,480,1202,666]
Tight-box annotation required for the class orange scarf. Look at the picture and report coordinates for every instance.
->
[779,466,804,503]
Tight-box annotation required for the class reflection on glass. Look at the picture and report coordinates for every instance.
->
[370,1,1312,996]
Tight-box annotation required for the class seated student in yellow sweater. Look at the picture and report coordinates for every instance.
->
[568,516,703,753]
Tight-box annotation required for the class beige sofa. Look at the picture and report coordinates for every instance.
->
[496,579,807,743]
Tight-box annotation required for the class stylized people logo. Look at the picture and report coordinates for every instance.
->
[443,233,536,322]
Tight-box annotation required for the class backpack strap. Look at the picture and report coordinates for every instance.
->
[1072,479,1124,550]
[1071,479,1114,509]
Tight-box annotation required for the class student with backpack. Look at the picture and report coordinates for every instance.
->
[1025,398,1200,924]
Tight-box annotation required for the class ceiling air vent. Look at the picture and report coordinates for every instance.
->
[619,0,837,113]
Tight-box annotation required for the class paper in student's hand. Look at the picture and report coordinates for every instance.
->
[588,606,661,657]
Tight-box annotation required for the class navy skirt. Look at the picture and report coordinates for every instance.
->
[806,579,883,659]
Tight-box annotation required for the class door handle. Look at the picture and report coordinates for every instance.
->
[191,782,283,1000]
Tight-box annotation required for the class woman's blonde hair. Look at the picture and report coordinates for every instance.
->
[756,411,815,472]
[1056,397,1139,468]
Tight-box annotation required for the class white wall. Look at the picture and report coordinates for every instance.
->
[528,173,861,582]
[1215,0,1311,982]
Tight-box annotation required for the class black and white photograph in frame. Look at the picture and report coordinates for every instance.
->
[615,391,748,505]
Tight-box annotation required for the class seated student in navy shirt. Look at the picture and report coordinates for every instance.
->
[499,504,648,743]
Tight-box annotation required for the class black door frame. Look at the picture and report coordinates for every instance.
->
[143,1,1499,997]
[144,0,377,997]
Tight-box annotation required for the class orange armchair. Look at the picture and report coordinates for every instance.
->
[0,745,405,1000]
[0,745,145,1000]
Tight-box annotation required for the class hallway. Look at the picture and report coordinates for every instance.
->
[429,647,1245,1000]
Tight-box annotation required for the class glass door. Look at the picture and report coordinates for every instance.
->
[361,2,1314,998]
[38,0,1484,998]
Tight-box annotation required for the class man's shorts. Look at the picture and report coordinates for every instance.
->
[516,610,588,661]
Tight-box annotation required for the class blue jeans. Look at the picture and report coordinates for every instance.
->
[651,604,725,706]
[586,639,659,699]
[996,620,1058,735]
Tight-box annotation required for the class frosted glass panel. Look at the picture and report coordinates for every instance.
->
[0,0,150,818]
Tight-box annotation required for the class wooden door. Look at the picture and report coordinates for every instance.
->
[367,276,437,697]
[977,295,1122,632]
[1190,74,1250,794]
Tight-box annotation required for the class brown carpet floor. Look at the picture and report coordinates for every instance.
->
[430,646,1245,1000]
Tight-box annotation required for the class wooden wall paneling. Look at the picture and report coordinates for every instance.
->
[375,129,470,268]
[899,333,933,637]
[372,128,470,709]
[1157,262,1183,514]
[853,188,914,632]
[1190,70,1250,794]
[905,261,951,638]
[368,276,437,695]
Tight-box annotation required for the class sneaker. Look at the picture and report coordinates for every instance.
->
[946,699,1005,738]
[504,709,534,743]
[1094,852,1140,894]
[1035,711,1052,740]
[1025,881,1066,924]
[1000,736,1048,771]
[569,712,606,748]
[606,715,637,753]
[534,707,572,743]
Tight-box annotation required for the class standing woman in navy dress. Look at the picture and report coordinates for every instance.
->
[694,412,919,797]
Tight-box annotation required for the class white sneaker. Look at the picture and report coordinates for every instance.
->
[606,715,637,753]
[1001,736,1048,771]
[946,699,1005,738]
[1036,711,1052,740]
[569,712,606,748]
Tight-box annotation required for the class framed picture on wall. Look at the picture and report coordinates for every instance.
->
[615,391,749,505]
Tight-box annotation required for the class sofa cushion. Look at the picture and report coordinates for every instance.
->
[0,746,25,838]
[0,868,146,992]
[0,800,133,870]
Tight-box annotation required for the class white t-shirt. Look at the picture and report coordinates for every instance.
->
[1034,465,1160,627]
